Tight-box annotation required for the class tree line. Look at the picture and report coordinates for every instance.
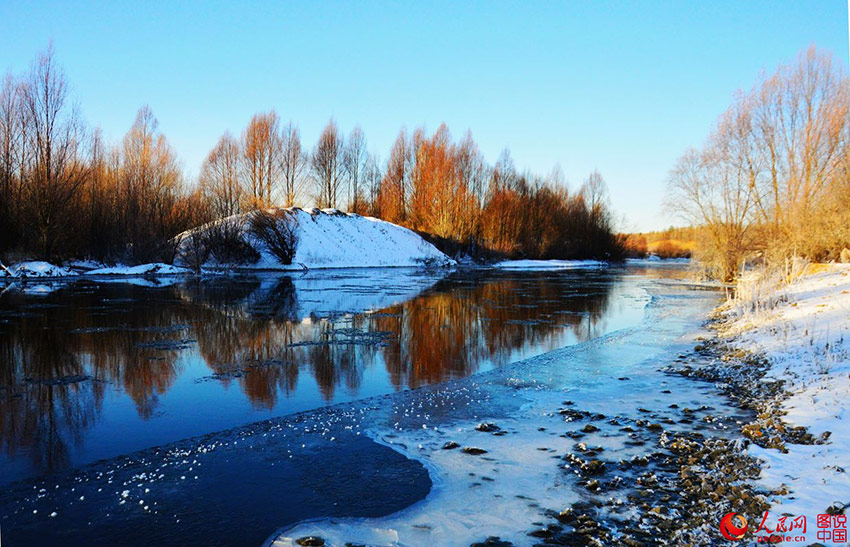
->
[667,47,850,280]
[1,47,624,264]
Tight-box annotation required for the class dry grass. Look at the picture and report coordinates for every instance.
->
[802,263,831,277]
[648,239,697,258]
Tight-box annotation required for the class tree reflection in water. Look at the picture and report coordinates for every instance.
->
[0,269,618,476]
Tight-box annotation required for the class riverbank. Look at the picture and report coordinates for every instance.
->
[696,264,850,543]
[495,263,850,545]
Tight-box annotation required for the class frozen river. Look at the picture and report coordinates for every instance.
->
[0,264,747,545]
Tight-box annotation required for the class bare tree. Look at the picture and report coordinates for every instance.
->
[0,73,24,254]
[378,128,410,222]
[242,110,282,208]
[343,125,367,213]
[667,111,757,281]
[747,47,849,259]
[668,46,849,278]
[20,45,88,259]
[200,131,242,218]
[279,121,306,207]
[311,119,344,209]
[454,130,487,238]
[119,106,184,262]
[364,153,382,216]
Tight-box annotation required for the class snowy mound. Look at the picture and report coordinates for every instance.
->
[177,208,455,270]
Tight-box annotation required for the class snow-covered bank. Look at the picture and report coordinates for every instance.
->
[717,264,850,539]
[624,257,691,267]
[0,209,453,283]
[0,261,76,278]
[177,208,454,270]
[86,263,190,276]
[0,260,192,286]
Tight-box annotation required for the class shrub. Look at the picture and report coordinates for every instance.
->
[205,218,260,265]
[177,230,211,272]
[248,209,299,265]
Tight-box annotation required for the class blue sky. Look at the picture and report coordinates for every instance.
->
[1,1,847,230]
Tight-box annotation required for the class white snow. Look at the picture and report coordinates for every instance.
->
[492,259,606,270]
[6,261,75,278]
[86,263,191,276]
[624,257,691,267]
[720,264,850,540]
[176,208,455,270]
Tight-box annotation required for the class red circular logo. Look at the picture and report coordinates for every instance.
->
[719,512,749,540]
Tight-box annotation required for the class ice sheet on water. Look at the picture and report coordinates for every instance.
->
[270,283,746,546]
[0,272,746,546]
[492,259,606,270]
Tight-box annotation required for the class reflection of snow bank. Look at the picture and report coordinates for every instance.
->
[722,264,850,538]
[227,269,447,321]
[492,259,606,270]
[289,270,445,319]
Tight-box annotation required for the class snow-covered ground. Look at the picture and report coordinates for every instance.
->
[719,264,850,540]
[0,260,191,283]
[86,263,190,276]
[0,261,75,278]
[176,208,454,270]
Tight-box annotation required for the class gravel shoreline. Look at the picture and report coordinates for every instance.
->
[525,312,828,547]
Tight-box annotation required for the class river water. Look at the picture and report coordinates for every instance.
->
[0,264,743,545]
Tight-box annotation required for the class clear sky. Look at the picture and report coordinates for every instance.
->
[1,1,847,231]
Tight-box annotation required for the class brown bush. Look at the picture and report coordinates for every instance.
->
[248,209,299,265]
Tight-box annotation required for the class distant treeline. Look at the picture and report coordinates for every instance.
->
[0,47,624,264]
[621,226,701,259]
[666,47,850,280]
